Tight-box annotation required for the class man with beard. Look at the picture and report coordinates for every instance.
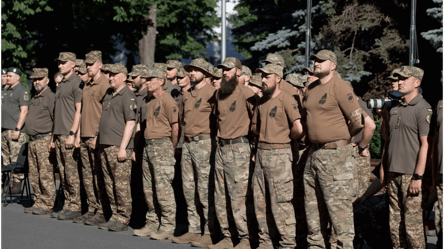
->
[210,57,257,249]
[212,68,222,90]
[261,54,298,98]
[171,58,216,246]
[165,60,182,106]
[50,52,83,220]
[76,51,110,226]
[251,63,303,249]
[239,65,252,87]
[24,68,57,215]
[303,50,364,248]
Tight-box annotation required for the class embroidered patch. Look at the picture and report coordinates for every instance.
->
[426,114,432,124]
[229,101,236,112]
[292,104,297,110]
[347,93,354,103]
[173,107,177,113]
[269,106,277,118]
[319,93,327,105]
[195,98,202,109]
[130,103,137,110]
[427,108,432,112]
[154,106,161,116]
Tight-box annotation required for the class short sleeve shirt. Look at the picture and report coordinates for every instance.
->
[304,76,361,144]
[164,80,181,106]
[144,91,179,139]
[353,97,374,143]
[53,73,83,135]
[99,86,137,149]
[215,85,257,139]
[1,84,29,131]
[81,74,110,137]
[435,100,443,174]
[25,87,55,136]
[182,83,216,137]
[388,94,431,174]
[252,91,301,144]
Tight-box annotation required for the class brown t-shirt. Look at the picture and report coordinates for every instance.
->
[252,91,301,144]
[182,83,216,137]
[388,94,431,174]
[25,87,55,136]
[215,85,257,139]
[144,91,179,139]
[280,80,299,97]
[81,74,110,137]
[53,73,83,135]
[352,98,374,144]
[304,75,361,144]
[99,86,137,149]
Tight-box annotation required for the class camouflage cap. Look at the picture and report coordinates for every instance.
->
[7,67,22,76]
[261,53,285,67]
[54,52,76,62]
[109,63,128,75]
[394,66,424,81]
[143,68,166,79]
[207,64,214,76]
[129,64,149,77]
[286,74,305,88]
[387,68,401,81]
[249,73,262,88]
[217,57,242,70]
[255,64,283,78]
[240,65,252,76]
[176,67,189,78]
[153,63,167,73]
[102,64,112,72]
[310,50,337,64]
[2,68,7,75]
[84,50,102,64]
[213,68,223,78]
[30,68,49,79]
[302,64,315,74]
[75,59,84,67]
[184,58,212,75]
[77,63,87,75]
[166,60,183,69]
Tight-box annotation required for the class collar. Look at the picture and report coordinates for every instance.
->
[89,74,105,86]
[34,86,50,98]
[7,83,21,91]
[404,93,423,106]
[163,80,171,90]
[112,85,129,97]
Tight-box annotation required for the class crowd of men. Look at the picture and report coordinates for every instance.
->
[1,49,442,249]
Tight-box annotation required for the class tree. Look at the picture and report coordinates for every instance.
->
[421,0,443,53]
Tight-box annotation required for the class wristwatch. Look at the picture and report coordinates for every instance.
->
[14,127,20,132]
[95,132,99,137]
[357,143,368,152]
[412,174,423,180]
[69,131,76,136]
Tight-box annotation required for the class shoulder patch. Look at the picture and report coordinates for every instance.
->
[347,93,354,103]
[427,108,432,112]
[131,97,135,101]
[426,113,432,124]
[130,103,137,110]
[173,107,177,113]
[292,103,297,110]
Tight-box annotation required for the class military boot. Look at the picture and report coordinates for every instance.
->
[108,221,128,232]
[32,207,51,215]
[233,238,250,249]
[133,223,158,237]
[150,230,174,240]
[98,221,116,230]
[73,212,94,224]
[84,213,106,226]
[191,234,213,248]
[57,210,81,220]
[24,206,35,214]
[51,209,68,218]
[172,232,201,244]
[208,237,234,249]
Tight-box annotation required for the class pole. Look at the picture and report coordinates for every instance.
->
[409,0,416,66]
[305,0,311,67]
[221,0,226,63]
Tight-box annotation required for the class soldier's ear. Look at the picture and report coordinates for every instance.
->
[236,68,241,77]
[331,62,337,71]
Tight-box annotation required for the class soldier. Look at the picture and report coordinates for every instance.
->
[212,68,223,90]
[210,57,257,249]
[101,64,112,80]
[132,64,150,155]
[97,63,136,232]
[76,51,110,226]
[164,60,182,105]
[432,99,443,248]
[75,59,84,72]
[171,58,216,246]
[261,54,299,98]
[251,63,303,248]
[23,68,57,215]
[286,74,307,100]
[239,65,252,87]
[2,67,29,194]
[133,68,179,240]
[247,73,262,97]
[303,50,364,248]
[50,52,83,220]
[380,66,431,249]
[302,64,319,85]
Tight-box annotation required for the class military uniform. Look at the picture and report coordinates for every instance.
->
[433,100,443,247]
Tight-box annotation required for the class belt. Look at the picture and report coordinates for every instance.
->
[218,136,249,146]
[257,142,290,150]
[312,139,351,150]
[185,133,211,143]
[145,137,170,145]
[29,132,51,141]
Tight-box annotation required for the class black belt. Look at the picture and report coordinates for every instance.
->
[218,136,249,146]
[29,132,51,141]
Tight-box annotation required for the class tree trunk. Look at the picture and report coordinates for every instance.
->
[139,4,157,67]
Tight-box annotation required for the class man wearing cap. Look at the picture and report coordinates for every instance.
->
[75,59,84,72]
[262,53,299,98]
[101,64,112,80]
[210,57,257,249]
[379,66,431,249]
[212,68,223,90]
[164,60,182,104]
[97,63,136,232]
[239,65,252,87]
[303,49,364,248]
[76,63,91,84]
[2,67,29,193]
[75,51,110,225]
[171,58,217,246]
[133,68,179,240]
[302,64,319,86]
[247,73,262,97]
[50,52,83,220]
[432,99,443,248]
[24,68,57,215]
[251,63,303,249]
[132,64,150,152]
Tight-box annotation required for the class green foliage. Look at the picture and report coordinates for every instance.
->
[421,0,443,53]
[370,119,382,159]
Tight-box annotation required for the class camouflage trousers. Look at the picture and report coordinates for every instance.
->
[355,153,371,199]
[28,134,56,210]
[214,141,250,239]
[55,135,81,212]
[142,138,176,233]
[293,143,309,247]
[100,145,132,225]
[304,143,357,249]
[387,172,425,249]
[253,147,296,248]
[80,137,108,214]
[181,138,215,235]
[436,175,443,248]
[1,129,26,182]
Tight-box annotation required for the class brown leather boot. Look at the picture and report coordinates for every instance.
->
[172,232,201,244]
[208,237,234,249]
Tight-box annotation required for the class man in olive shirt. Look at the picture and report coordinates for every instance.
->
[252,64,303,249]
[303,50,364,248]
[432,99,443,248]
[165,60,182,105]
[380,66,431,249]
[24,68,56,215]
[76,51,110,226]
[97,63,136,232]
[50,52,83,221]
[171,58,216,246]
[2,67,29,193]
[210,57,257,249]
